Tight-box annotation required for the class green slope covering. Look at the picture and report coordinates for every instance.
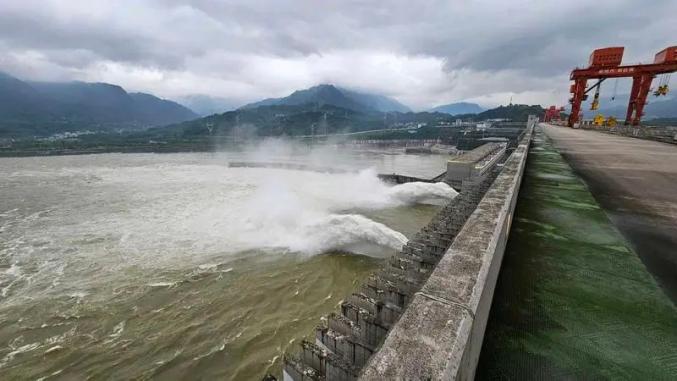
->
[477,126,677,380]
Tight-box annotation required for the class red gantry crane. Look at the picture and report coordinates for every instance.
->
[568,46,677,127]
[544,105,565,123]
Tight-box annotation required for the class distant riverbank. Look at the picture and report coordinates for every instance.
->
[0,142,213,158]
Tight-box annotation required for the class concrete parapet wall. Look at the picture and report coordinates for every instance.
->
[360,124,533,380]
[376,173,435,184]
[575,123,677,145]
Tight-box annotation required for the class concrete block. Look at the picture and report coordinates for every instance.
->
[359,296,473,380]
[283,355,322,381]
[301,340,327,375]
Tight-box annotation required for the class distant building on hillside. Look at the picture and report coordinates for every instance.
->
[477,122,490,130]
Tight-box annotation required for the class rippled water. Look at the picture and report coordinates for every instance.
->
[0,145,450,379]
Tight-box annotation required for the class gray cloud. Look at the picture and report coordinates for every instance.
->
[0,0,675,109]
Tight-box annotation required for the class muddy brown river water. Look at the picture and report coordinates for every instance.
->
[0,145,452,380]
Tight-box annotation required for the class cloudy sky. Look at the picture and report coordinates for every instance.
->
[1,0,675,110]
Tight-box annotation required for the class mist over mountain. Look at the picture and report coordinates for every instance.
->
[176,94,240,116]
[0,72,197,138]
[241,84,410,113]
[0,72,48,118]
[430,102,484,115]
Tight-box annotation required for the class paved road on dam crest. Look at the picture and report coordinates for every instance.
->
[543,124,677,303]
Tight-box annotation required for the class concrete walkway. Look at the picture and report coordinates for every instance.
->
[542,124,677,303]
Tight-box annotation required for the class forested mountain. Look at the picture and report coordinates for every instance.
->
[0,72,197,138]
[241,84,410,113]
[476,104,545,121]
[430,102,484,115]
[0,72,47,118]
[146,101,545,141]
[147,103,446,140]
[129,93,199,126]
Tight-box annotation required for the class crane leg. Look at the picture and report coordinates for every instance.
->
[625,76,642,125]
[632,74,654,126]
[568,78,587,127]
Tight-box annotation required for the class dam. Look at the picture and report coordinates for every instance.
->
[279,116,536,380]
[2,118,674,380]
[274,119,677,380]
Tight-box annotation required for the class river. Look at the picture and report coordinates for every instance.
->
[0,142,452,380]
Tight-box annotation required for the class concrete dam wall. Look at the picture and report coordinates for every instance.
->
[280,119,535,380]
[361,122,533,380]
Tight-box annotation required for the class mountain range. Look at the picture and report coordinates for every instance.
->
[473,104,545,121]
[0,72,197,138]
[176,94,240,116]
[146,85,508,140]
[146,103,452,140]
[587,95,677,120]
[241,84,411,113]
[240,85,489,116]
[5,73,674,142]
[148,100,547,144]
[430,102,485,115]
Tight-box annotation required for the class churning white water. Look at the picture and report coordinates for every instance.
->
[234,167,456,255]
[9,164,456,265]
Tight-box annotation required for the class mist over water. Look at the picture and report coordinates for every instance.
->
[238,167,455,255]
[0,145,452,379]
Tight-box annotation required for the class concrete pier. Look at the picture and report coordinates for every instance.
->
[445,142,507,188]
